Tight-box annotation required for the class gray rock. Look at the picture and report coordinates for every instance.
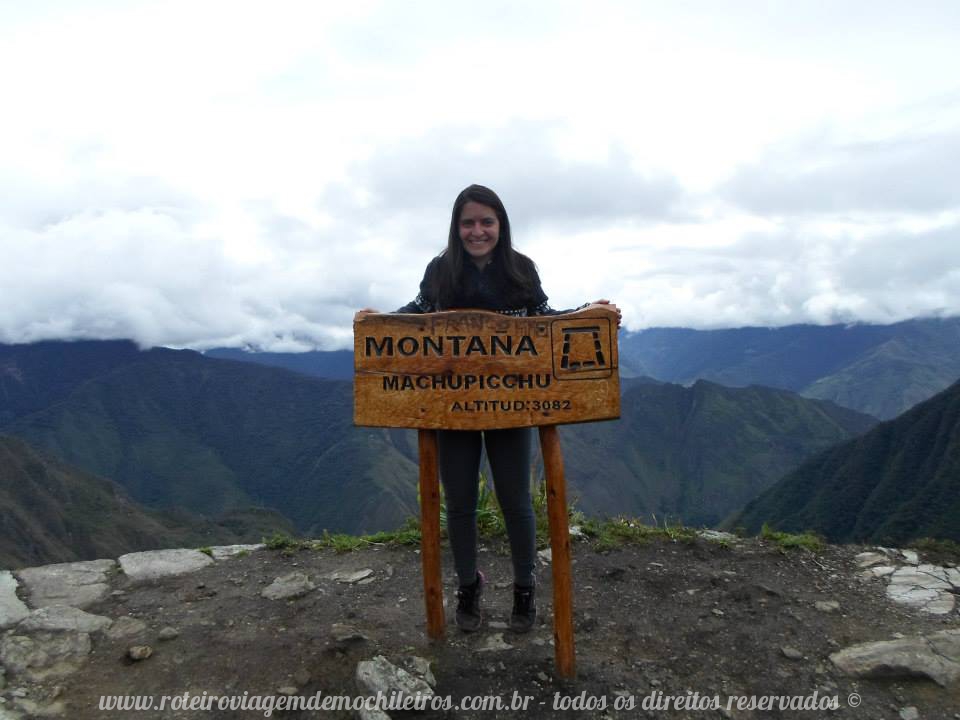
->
[358,708,391,720]
[208,544,264,561]
[105,616,148,640]
[899,707,920,720]
[330,623,368,643]
[398,655,436,687]
[699,530,737,543]
[0,572,29,630]
[356,655,434,700]
[478,633,513,652]
[276,686,298,696]
[0,632,92,681]
[886,565,956,614]
[327,569,374,584]
[855,551,888,568]
[815,601,841,613]
[14,560,115,610]
[830,629,960,687]
[261,572,316,600]
[127,645,153,661]
[18,606,112,634]
[538,548,552,564]
[118,549,214,582]
[158,627,180,641]
[900,550,920,565]
[781,646,803,660]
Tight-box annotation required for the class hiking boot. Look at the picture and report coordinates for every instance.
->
[455,571,484,632]
[510,581,536,633]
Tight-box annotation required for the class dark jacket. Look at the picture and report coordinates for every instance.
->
[397,255,578,316]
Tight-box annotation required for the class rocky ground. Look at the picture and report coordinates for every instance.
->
[1,532,959,719]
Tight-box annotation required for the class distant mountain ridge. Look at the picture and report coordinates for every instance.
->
[204,317,960,420]
[559,378,876,527]
[2,342,876,541]
[732,378,960,544]
[0,434,292,569]
[618,317,960,419]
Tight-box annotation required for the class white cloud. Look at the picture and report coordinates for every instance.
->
[1,0,959,350]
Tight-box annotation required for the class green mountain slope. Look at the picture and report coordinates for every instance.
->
[0,435,292,569]
[617,318,960,419]
[556,378,877,527]
[8,349,419,536]
[732,379,960,543]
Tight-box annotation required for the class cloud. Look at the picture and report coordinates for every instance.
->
[723,125,960,215]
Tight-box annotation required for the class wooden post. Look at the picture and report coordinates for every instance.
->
[539,424,576,679]
[418,429,445,640]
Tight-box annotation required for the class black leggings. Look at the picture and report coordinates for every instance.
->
[438,428,536,588]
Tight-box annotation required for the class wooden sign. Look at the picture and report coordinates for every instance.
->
[354,308,620,430]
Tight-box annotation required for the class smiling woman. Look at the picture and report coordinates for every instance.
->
[355,183,620,635]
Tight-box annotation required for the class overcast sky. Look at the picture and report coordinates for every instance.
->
[2,0,959,351]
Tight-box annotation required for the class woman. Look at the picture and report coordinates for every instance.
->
[360,184,620,633]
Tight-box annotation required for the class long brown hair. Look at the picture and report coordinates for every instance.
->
[434,184,538,308]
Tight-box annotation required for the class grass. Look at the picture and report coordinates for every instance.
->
[760,523,825,552]
[579,515,699,551]
[263,517,423,555]
[909,537,960,564]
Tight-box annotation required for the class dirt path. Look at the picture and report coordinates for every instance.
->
[8,535,960,719]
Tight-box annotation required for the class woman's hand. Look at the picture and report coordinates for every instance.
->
[587,299,622,328]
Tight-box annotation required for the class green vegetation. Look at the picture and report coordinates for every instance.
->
[579,516,698,551]
[733,378,960,545]
[263,517,422,556]
[759,523,825,552]
[909,537,960,565]
[197,546,213,557]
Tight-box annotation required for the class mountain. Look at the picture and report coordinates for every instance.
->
[617,317,960,420]
[557,378,877,527]
[204,347,354,380]
[0,434,294,569]
[731,378,960,544]
[7,348,420,536]
[0,340,145,426]
[202,318,960,420]
[3,341,876,537]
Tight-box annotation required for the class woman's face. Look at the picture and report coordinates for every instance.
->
[458,201,500,268]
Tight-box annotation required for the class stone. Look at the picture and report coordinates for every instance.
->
[330,623,368,643]
[276,686,298,696]
[855,551,888,568]
[19,606,112,634]
[356,655,434,700]
[208,544,264,561]
[830,629,960,687]
[900,550,919,565]
[815,601,841,613]
[14,560,116,610]
[398,655,436,687]
[886,565,956,614]
[0,632,92,681]
[538,549,552,564]
[869,566,897,578]
[0,572,30,630]
[105,616,148,640]
[261,572,316,600]
[127,645,153,661]
[781,646,803,660]
[327,569,374,584]
[358,708,391,720]
[899,707,920,720]
[158,627,180,641]
[699,530,737,543]
[118,549,214,582]
[478,633,513,652]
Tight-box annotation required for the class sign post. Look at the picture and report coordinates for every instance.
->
[354,308,620,678]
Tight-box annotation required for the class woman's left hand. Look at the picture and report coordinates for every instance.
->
[588,299,622,328]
